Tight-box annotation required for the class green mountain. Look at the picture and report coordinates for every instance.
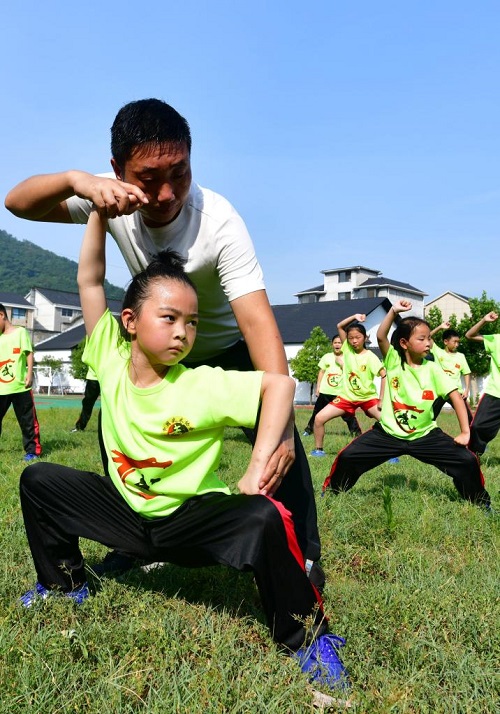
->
[0,228,124,299]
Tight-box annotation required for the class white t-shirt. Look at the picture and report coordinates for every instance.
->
[67,178,266,361]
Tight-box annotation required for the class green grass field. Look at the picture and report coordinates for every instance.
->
[0,405,498,713]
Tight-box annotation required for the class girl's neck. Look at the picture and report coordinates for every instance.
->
[405,353,424,368]
[129,351,170,388]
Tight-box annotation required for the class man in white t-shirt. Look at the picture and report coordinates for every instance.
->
[5,99,322,586]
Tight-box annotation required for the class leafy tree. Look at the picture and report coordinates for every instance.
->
[290,326,331,403]
[70,339,88,380]
[37,355,64,377]
[425,305,444,332]
[457,292,500,376]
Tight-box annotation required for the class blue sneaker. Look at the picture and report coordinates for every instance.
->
[388,457,400,464]
[310,449,326,457]
[23,453,39,463]
[20,581,90,608]
[296,634,350,691]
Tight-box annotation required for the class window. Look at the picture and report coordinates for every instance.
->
[12,307,26,319]
[338,292,351,301]
[300,295,318,304]
[61,308,73,317]
[338,270,351,283]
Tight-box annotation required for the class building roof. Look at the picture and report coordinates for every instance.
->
[0,292,34,308]
[357,276,427,296]
[320,265,380,275]
[273,297,391,343]
[426,291,469,304]
[294,284,326,296]
[29,287,122,313]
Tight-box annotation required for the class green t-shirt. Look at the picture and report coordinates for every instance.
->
[318,352,343,395]
[0,327,32,395]
[430,343,470,394]
[83,311,263,518]
[483,334,500,398]
[380,346,457,440]
[337,341,383,401]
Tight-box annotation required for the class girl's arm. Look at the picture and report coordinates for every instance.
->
[465,312,498,342]
[315,368,325,396]
[337,313,365,342]
[77,209,108,336]
[377,300,412,358]
[237,373,296,496]
[448,390,471,446]
[377,367,386,409]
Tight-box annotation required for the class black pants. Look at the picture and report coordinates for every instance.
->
[184,340,321,562]
[75,379,100,431]
[0,389,42,455]
[323,423,490,506]
[469,393,500,455]
[305,393,361,435]
[20,463,326,650]
[432,395,473,425]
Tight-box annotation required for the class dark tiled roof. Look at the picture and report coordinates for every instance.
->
[273,297,391,343]
[321,265,380,275]
[30,287,122,313]
[36,324,87,350]
[358,276,426,295]
[0,292,34,308]
[295,284,325,296]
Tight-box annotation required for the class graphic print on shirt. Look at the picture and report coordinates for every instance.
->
[111,450,173,500]
[0,359,15,383]
[163,416,194,435]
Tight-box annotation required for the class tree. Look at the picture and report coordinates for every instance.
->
[70,339,88,380]
[38,355,64,377]
[457,292,500,377]
[290,326,331,403]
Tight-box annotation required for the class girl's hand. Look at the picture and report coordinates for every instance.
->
[454,432,470,447]
[484,311,498,323]
[393,299,412,313]
[354,313,366,322]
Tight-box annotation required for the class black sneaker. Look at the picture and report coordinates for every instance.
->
[92,550,139,576]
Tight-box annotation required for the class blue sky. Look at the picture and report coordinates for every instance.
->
[1,1,498,304]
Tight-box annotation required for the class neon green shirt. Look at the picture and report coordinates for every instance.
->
[318,353,343,395]
[337,341,383,401]
[0,327,32,395]
[483,334,500,398]
[83,311,263,518]
[430,343,470,394]
[380,346,456,440]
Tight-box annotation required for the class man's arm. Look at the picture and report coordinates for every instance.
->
[5,171,148,221]
[230,290,294,487]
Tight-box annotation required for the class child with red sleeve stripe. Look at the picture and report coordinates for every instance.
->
[18,210,350,693]
[323,300,490,509]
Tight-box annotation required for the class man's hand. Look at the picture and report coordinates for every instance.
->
[71,171,148,219]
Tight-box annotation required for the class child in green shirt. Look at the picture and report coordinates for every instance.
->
[19,210,349,693]
[429,321,472,423]
[322,300,490,510]
[466,311,500,455]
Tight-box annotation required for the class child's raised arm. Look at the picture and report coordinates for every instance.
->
[77,209,108,336]
[377,300,412,357]
[337,313,366,342]
[237,373,296,496]
[465,312,499,343]
[429,321,451,342]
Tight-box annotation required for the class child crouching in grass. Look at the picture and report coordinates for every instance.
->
[18,209,349,692]
[323,300,491,510]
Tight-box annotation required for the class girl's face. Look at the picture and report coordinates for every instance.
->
[122,279,199,367]
[347,328,366,353]
[401,324,431,361]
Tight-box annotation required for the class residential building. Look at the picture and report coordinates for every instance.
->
[295,265,426,317]
[425,291,470,323]
[0,292,36,332]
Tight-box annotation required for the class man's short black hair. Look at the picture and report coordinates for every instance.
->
[111,99,191,168]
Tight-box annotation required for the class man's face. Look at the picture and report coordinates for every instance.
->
[112,142,192,227]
